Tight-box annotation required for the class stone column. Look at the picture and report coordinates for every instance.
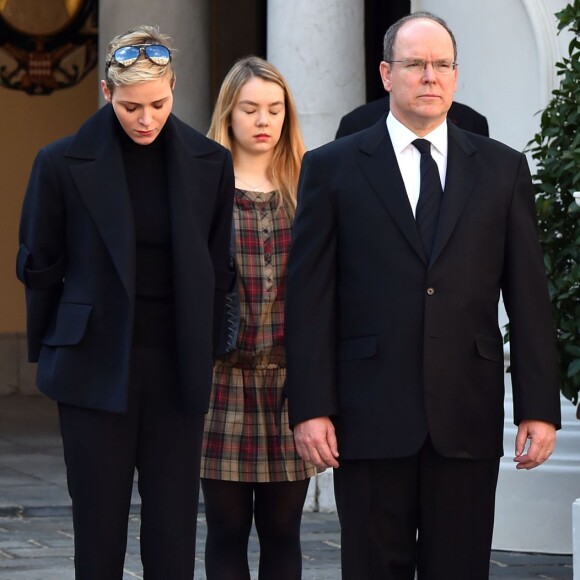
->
[98,0,211,131]
[267,0,365,150]
[267,0,365,512]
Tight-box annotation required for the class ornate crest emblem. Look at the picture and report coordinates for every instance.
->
[0,0,97,95]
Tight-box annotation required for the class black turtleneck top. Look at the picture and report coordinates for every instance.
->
[119,125,176,347]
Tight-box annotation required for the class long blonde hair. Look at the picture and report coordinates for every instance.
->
[208,56,305,215]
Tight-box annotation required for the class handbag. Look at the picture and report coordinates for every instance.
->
[216,219,240,356]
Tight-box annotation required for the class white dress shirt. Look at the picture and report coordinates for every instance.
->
[386,113,449,217]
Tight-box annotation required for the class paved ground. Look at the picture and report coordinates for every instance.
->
[0,394,574,578]
[0,510,343,580]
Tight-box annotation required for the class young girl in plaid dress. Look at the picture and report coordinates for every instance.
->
[200,56,317,579]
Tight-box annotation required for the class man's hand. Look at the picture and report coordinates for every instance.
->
[293,417,339,470]
[513,419,556,470]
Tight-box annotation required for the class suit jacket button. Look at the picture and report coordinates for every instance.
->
[426,287,435,295]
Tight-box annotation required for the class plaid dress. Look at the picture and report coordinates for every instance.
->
[201,189,317,482]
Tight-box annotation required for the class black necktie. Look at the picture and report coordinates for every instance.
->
[413,139,443,259]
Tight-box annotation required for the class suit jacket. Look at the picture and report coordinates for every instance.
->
[285,115,560,460]
[335,95,489,138]
[17,104,234,414]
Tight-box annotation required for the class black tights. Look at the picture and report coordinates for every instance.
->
[201,478,310,580]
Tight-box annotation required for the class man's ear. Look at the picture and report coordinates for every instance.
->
[379,61,392,93]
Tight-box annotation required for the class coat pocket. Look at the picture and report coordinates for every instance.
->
[475,333,504,362]
[41,302,93,346]
[338,335,378,361]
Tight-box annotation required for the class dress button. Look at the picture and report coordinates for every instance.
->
[426,287,435,296]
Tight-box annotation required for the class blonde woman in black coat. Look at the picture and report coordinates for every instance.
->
[17,25,234,579]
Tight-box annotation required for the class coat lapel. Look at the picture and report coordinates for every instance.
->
[163,115,228,305]
[429,123,480,265]
[356,117,426,263]
[355,118,482,268]
[66,105,136,299]
[165,117,200,307]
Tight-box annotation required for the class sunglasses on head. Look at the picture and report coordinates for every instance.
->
[106,44,172,68]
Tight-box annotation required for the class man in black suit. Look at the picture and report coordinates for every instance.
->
[336,94,489,138]
[285,11,560,580]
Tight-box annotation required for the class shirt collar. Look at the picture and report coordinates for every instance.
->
[386,111,448,158]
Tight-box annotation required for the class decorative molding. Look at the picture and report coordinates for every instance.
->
[521,0,564,105]
[0,0,97,95]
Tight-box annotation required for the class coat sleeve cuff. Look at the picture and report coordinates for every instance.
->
[16,244,65,289]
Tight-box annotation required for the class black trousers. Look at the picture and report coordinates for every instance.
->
[58,345,204,580]
[333,436,500,580]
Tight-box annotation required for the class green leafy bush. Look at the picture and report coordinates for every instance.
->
[528,0,580,404]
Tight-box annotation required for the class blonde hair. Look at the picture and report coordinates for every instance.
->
[207,56,305,215]
[104,25,176,91]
